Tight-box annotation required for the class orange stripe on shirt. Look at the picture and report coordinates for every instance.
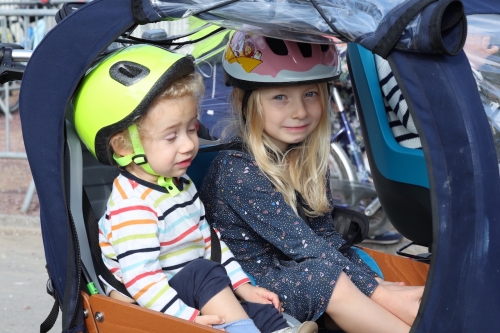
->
[160,225,199,246]
[111,219,157,232]
[141,188,153,200]
[109,205,157,218]
[125,269,163,288]
[133,279,164,299]
[114,178,128,199]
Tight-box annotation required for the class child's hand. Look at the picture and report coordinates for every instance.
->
[195,314,225,328]
[234,284,283,312]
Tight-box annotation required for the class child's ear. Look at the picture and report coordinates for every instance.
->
[110,132,134,157]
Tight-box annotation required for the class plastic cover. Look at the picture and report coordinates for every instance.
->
[465,15,500,134]
[135,0,467,57]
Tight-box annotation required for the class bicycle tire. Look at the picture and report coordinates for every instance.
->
[329,142,357,182]
[0,82,20,114]
[329,143,390,235]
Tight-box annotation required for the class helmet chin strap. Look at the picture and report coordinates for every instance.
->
[112,124,180,196]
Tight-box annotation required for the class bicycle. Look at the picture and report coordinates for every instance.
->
[328,85,397,243]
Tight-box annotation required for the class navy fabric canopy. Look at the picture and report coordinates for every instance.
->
[463,0,499,15]
[18,0,500,332]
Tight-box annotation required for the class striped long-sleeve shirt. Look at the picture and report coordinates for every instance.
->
[99,170,250,321]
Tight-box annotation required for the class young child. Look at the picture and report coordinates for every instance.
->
[72,44,318,333]
[200,32,424,333]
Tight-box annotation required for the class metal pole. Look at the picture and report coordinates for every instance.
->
[0,9,58,16]
[0,152,27,158]
[20,179,36,213]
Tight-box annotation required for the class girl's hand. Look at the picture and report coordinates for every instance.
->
[370,284,424,326]
[234,284,283,312]
[375,277,405,286]
[195,314,226,328]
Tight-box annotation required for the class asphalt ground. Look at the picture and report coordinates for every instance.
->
[0,215,62,332]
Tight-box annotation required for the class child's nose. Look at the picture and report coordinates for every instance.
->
[291,100,308,119]
[179,135,196,153]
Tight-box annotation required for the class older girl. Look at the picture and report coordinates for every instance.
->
[201,32,423,333]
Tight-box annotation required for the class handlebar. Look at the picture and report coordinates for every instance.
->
[0,44,32,84]
[12,49,32,63]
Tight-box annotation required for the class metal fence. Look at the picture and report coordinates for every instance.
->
[0,1,59,212]
[0,1,190,212]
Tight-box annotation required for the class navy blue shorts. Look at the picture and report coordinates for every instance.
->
[169,259,287,333]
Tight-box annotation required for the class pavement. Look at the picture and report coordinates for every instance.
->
[0,214,62,333]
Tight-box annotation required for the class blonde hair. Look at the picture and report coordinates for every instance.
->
[230,83,332,217]
[110,72,205,156]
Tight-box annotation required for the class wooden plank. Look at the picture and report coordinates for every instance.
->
[88,294,219,333]
[359,247,429,286]
[81,292,99,333]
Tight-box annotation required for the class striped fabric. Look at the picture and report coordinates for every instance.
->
[374,54,422,149]
[99,171,250,321]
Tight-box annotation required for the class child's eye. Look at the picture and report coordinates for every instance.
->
[188,126,197,133]
[165,133,177,141]
[305,91,318,97]
[273,95,285,101]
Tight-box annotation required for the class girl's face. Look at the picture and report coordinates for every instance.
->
[259,84,323,151]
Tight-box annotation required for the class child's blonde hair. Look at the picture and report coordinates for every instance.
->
[230,83,332,217]
[110,72,205,158]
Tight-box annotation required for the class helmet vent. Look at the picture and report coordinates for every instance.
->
[320,44,329,52]
[265,37,288,56]
[297,42,312,58]
[110,61,150,86]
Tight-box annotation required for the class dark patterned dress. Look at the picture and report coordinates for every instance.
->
[200,138,378,322]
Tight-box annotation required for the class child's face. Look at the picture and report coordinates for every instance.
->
[127,96,199,182]
[259,84,323,151]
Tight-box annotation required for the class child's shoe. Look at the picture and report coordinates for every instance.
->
[272,321,318,333]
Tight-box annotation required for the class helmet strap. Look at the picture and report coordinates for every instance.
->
[112,124,180,196]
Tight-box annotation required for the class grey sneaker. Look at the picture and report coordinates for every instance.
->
[272,321,319,333]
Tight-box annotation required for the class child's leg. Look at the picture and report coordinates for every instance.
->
[169,259,258,330]
[240,302,288,333]
[326,272,411,333]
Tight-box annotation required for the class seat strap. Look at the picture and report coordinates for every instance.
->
[40,275,60,333]
[82,189,133,298]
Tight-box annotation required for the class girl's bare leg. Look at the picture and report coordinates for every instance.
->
[200,286,250,323]
[326,272,411,333]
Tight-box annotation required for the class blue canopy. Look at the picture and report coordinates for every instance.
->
[19,0,500,331]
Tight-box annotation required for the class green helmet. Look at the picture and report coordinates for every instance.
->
[73,44,194,166]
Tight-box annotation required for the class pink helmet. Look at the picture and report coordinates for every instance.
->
[223,31,341,90]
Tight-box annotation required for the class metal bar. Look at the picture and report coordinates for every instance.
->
[11,49,31,61]
[0,152,27,158]
[20,179,36,213]
[0,9,58,15]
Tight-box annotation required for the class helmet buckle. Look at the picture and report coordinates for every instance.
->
[132,154,148,165]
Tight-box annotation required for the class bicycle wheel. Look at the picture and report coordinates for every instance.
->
[0,82,20,114]
[329,142,357,182]
[329,143,390,235]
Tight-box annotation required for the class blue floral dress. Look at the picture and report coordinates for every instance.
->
[200,138,378,322]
